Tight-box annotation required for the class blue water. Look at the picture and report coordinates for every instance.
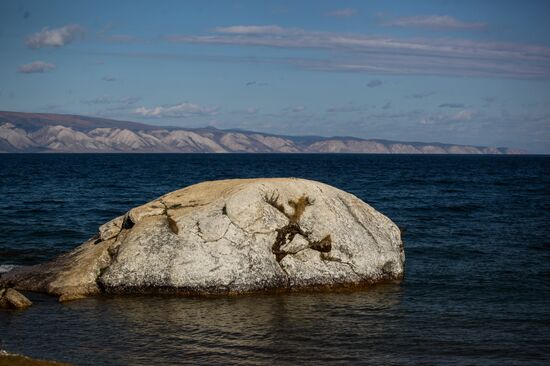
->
[1,154,549,365]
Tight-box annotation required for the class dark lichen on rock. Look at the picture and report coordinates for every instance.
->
[267,193,333,264]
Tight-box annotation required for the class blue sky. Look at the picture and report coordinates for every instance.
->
[1,0,549,152]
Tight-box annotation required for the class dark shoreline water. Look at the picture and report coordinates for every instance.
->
[1,154,549,365]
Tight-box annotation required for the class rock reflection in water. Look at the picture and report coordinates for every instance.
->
[1,285,402,365]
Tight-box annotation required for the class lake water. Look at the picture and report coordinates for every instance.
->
[1,154,549,365]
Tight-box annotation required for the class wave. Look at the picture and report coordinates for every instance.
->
[0,264,21,274]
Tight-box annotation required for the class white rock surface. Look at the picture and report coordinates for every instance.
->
[0,178,405,300]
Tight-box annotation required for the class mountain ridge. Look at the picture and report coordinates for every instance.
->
[0,111,525,154]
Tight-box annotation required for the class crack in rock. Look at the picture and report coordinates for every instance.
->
[168,202,208,209]
[337,194,377,244]
[95,232,128,293]
[91,233,102,244]
[195,220,231,243]
[319,252,362,278]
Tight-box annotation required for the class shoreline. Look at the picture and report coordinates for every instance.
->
[0,350,69,366]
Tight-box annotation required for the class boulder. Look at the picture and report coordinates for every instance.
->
[0,178,404,301]
[0,288,32,309]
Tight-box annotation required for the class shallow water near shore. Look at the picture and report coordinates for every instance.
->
[1,154,549,365]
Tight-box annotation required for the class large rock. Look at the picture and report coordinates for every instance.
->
[0,288,32,309]
[0,178,405,301]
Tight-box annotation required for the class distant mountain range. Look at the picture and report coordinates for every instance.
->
[0,111,524,154]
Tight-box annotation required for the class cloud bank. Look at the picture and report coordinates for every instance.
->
[164,25,550,79]
[134,102,218,118]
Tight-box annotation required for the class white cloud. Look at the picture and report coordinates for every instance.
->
[383,15,487,30]
[26,24,84,49]
[327,8,357,18]
[134,102,218,118]
[164,25,550,78]
[18,61,55,74]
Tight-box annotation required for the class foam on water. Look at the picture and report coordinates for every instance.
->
[0,264,18,274]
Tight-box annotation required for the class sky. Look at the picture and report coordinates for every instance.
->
[1,0,549,152]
